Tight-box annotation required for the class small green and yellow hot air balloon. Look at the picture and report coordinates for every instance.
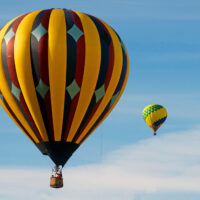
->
[142,104,167,135]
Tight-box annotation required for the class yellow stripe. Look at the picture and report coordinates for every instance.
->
[0,18,39,143]
[66,12,101,142]
[145,117,153,127]
[48,9,67,141]
[14,10,48,142]
[145,107,167,126]
[79,48,129,145]
[75,20,123,144]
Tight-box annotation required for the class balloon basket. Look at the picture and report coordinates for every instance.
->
[50,166,63,188]
[153,132,157,136]
[50,176,63,188]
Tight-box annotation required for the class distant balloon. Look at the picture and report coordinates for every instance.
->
[142,104,167,135]
[0,8,129,188]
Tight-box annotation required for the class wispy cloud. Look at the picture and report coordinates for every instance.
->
[1,127,200,200]
[112,93,200,120]
[136,51,200,62]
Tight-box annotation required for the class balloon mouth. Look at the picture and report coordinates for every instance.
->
[36,142,79,166]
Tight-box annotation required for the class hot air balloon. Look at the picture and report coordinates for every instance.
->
[0,8,129,188]
[142,104,167,136]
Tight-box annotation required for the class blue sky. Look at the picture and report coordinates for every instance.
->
[0,0,200,199]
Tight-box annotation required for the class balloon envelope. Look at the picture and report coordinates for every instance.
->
[142,104,167,133]
[0,9,129,166]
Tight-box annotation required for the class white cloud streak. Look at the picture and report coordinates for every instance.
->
[113,93,200,119]
[1,127,200,199]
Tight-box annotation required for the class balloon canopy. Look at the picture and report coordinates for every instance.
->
[142,104,167,135]
[0,9,129,166]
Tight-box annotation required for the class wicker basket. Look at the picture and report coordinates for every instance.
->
[50,177,63,188]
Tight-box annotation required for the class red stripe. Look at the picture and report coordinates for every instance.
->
[41,9,52,29]
[70,10,84,31]
[6,37,19,87]
[96,18,114,89]
[64,94,80,141]
[39,9,52,85]
[104,43,114,89]
[44,91,54,140]
[6,14,28,87]
[19,94,43,141]
[38,35,49,84]
[6,17,44,142]
[70,10,85,86]
[12,14,28,33]
[63,11,86,140]
[38,10,54,141]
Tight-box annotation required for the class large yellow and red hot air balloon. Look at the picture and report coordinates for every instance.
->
[0,8,129,187]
